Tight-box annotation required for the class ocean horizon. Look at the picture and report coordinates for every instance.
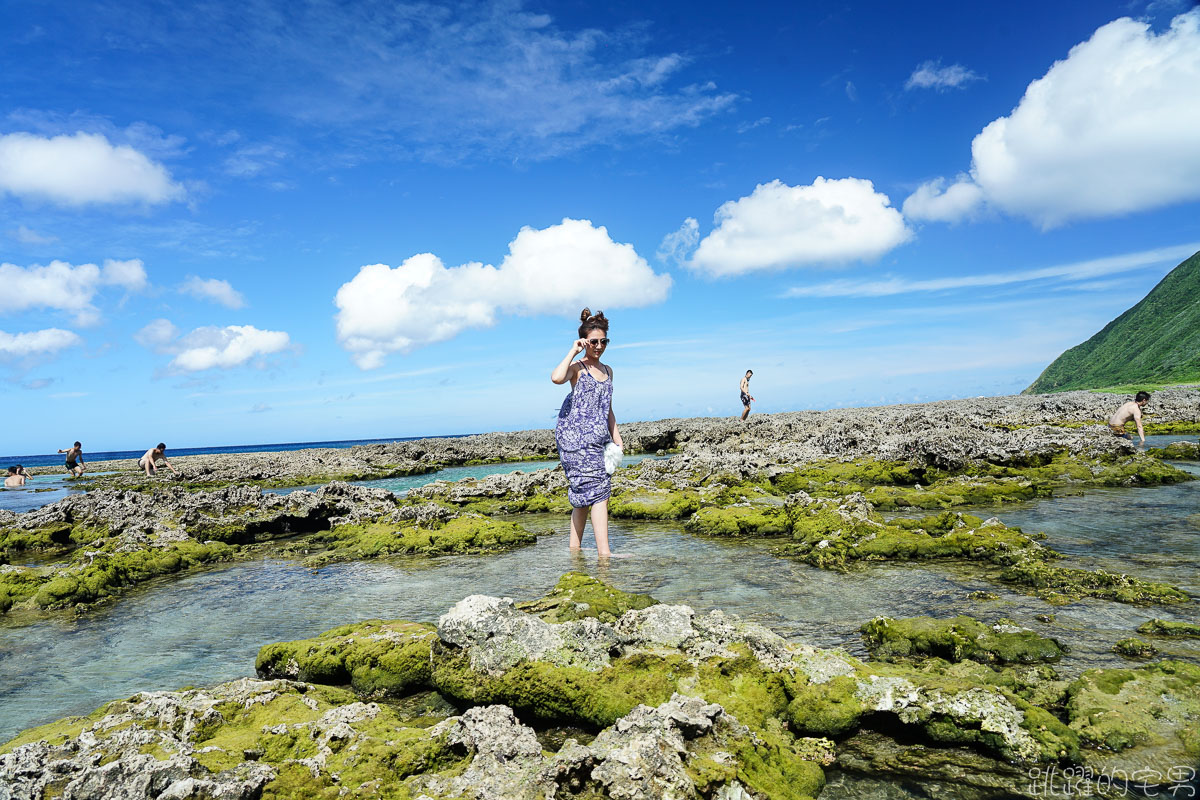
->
[2,434,474,469]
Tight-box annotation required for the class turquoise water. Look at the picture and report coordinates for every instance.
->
[0,472,117,514]
[1,443,1197,745]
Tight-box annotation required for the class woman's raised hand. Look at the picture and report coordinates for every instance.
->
[570,338,587,357]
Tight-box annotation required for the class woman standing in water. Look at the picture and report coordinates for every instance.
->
[551,308,623,557]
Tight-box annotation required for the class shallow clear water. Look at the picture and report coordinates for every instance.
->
[0,472,118,514]
[1,444,1196,745]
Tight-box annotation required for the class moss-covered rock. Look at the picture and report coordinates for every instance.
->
[1113,637,1158,659]
[0,523,108,558]
[1146,440,1200,460]
[303,515,536,564]
[1066,660,1200,778]
[1000,558,1191,605]
[861,616,1064,665]
[608,488,702,519]
[1,540,236,612]
[515,571,657,623]
[256,620,437,698]
[1137,618,1200,638]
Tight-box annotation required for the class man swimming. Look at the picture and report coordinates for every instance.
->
[4,466,27,488]
[58,442,85,477]
[1109,391,1150,444]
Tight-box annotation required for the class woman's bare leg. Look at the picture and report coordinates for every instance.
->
[591,498,611,557]
[569,506,588,550]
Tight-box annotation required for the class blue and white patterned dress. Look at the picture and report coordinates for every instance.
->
[555,364,613,508]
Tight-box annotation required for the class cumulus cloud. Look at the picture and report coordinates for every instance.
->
[656,218,700,265]
[133,318,290,372]
[905,61,982,91]
[904,11,1200,227]
[180,276,246,308]
[0,328,83,358]
[688,178,912,277]
[335,218,672,368]
[0,132,184,206]
[0,259,148,325]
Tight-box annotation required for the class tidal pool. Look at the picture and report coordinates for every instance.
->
[1,444,1196,747]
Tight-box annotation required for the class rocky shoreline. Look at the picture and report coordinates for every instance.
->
[24,388,1200,489]
[3,574,1197,799]
[2,390,1199,798]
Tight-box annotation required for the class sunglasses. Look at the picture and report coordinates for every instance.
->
[587,338,610,346]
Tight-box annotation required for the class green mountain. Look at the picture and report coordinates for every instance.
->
[1026,250,1200,394]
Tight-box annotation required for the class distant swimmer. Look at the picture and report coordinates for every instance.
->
[58,441,85,477]
[739,370,755,421]
[1109,391,1150,444]
[138,443,179,477]
[4,466,27,488]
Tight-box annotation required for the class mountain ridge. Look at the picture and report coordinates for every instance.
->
[1025,250,1200,394]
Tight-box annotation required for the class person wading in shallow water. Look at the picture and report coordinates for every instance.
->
[1109,391,1150,444]
[551,308,623,558]
[739,370,755,421]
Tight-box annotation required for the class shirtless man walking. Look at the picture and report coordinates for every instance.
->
[1109,391,1150,444]
[739,370,755,421]
[138,443,179,477]
[58,442,85,477]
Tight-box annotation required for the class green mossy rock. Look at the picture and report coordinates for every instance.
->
[1146,440,1200,460]
[1113,638,1158,659]
[1,540,236,612]
[256,620,437,698]
[0,523,108,558]
[1066,660,1200,777]
[306,515,536,564]
[1000,559,1191,605]
[516,571,657,622]
[861,616,1064,665]
[685,504,791,537]
[1137,618,1200,638]
[608,489,701,519]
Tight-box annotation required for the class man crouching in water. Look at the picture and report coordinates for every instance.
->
[1109,391,1150,444]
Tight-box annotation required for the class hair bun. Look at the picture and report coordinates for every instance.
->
[580,307,592,323]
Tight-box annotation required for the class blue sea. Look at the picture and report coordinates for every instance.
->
[1,434,472,469]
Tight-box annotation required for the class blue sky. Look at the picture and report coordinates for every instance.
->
[2,0,1199,453]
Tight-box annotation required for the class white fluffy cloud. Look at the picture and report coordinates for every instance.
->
[132,319,289,371]
[133,319,290,372]
[0,132,184,206]
[0,328,83,358]
[0,259,148,325]
[905,11,1200,227]
[171,326,290,372]
[180,276,246,309]
[688,178,912,277]
[334,218,672,368]
[905,61,982,91]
